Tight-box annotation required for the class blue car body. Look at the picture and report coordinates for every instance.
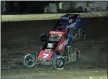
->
[59,14,81,29]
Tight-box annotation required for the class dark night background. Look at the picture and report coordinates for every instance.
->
[3,1,52,14]
[1,1,108,14]
[2,1,62,14]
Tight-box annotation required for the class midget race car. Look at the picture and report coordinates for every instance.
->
[23,14,86,70]
[54,14,86,41]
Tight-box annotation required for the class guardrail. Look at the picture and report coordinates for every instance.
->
[1,12,108,22]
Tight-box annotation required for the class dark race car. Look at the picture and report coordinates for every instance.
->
[54,14,86,41]
[23,14,85,70]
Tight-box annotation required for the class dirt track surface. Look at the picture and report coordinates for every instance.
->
[1,17,108,79]
[2,68,107,79]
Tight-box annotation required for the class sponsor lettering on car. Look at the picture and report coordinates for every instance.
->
[59,39,69,50]
[66,22,76,28]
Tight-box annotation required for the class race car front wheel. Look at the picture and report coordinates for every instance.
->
[23,53,37,68]
[52,56,66,70]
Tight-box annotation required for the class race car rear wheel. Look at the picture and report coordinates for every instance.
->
[75,49,80,61]
[52,56,66,70]
[23,53,37,68]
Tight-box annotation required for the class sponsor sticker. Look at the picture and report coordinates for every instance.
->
[67,22,76,28]
[59,39,68,50]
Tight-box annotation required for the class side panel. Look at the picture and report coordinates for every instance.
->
[67,30,72,46]
[75,17,80,28]
[66,22,77,28]
[38,50,53,61]
[56,38,68,51]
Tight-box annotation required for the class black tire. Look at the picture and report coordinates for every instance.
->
[39,34,48,43]
[23,53,37,68]
[71,28,78,37]
[78,29,86,40]
[52,56,66,70]
[75,49,80,61]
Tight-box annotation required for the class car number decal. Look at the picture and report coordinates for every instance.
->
[43,53,49,59]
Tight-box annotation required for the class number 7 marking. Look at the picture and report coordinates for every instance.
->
[43,53,49,59]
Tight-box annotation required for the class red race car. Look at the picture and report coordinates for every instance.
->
[23,14,84,70]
